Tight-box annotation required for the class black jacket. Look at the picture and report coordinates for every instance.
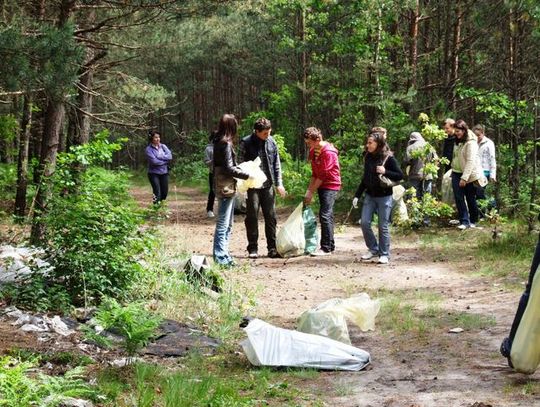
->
[442,136,455,170]
[238,133,283,187]
[355,153,403,198]
[213,139,249,180]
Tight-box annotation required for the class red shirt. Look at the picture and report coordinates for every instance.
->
[309,143,341,190]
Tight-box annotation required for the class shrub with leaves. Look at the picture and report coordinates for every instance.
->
[94,298,163,356]
[44,131,147,306]
[402,190,454,228]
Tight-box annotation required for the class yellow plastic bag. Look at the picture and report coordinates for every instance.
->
[510,270,540,374]
[236,157,267,193]
[297,293,381,345]
[276,203,305,258]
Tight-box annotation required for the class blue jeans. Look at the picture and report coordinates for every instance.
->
[213,196,235,265]
[360,193,393,257]
[410,178,432,200]
[318,189,338,252]
[451,172,478,226]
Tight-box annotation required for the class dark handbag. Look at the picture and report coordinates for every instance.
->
[378,155,401,188]
[214,166,237,198]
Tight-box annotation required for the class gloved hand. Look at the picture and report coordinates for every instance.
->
[352,197,359,208]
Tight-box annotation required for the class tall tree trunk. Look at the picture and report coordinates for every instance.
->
[30,99,65,244]
[14,96,32,217]
[365,6,383,125]
[449,0,462,111]
[407,0,420,91]
[508,6,520,215]
[298,6,308,159]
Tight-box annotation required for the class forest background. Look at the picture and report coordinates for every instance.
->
[1,1,540,405]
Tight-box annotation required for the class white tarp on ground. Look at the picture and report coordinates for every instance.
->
[240,318,371,371]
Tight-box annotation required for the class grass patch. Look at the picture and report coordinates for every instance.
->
[375,288,495,337]
[95,356,321,406]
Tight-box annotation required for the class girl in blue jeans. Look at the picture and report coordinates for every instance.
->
[353,132,403,264]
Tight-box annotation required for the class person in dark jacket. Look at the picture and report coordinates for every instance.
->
[441,118,455,171]
[204,132,216,218]
[238,118,286,259]
[145,130,172,204]
[353,132,403,264]
[212,114,252,267]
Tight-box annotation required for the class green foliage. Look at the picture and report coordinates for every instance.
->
[94,298,163,356]
[0,22,84,96]
[44,132,147,306]
[402,191,454,229]
[0,274,72,313]
[0,356,97,407]
[0,164,16,201]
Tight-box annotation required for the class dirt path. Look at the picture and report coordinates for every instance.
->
[138,185,540,407]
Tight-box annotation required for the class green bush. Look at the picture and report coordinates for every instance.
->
[43,131,148,306]
[94,298,163,356]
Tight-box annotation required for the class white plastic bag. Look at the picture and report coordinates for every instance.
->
[276,203,305,258]
[391,185,409,222]
[442,169,454,205]
[241,318,371,371]
[236,157,267,193]
[297,293,381,345]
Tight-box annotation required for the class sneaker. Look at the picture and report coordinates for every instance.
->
[378,255,389,264]
[457,224,468,230]
[469,223,476,228]
[248,252,258,259]
[310,249,331,257]
[449,219,460,225]
[207,210,215,218]
[267,249,281,259]
[360,251,377,261]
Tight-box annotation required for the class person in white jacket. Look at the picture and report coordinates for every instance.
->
[451,120,486,230]
[473,124,497,215]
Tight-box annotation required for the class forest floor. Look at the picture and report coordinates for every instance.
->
[132,184,540,407]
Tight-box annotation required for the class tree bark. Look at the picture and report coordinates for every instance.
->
[14,96,32,217]
[30,99,65,244]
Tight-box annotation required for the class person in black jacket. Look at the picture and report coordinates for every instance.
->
[442,118,455,171]
[212,114,252,267]
[238,118,286,259]
[353,132,403,264]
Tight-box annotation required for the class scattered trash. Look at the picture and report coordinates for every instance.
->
[48,397,94,407]
[240,318,370,371]
[4,306,76,336]
[183,255,222,292]
[0,245,53,284]
[297,293,381,344]
[449,327,464,333]
[110,357,143,367]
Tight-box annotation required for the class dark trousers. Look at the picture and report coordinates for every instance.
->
[245,186,277,253]
[475,184,496,218]
[148,173,169,204]
[507,235,540,346]
[451,172,479,225]
[207,172,215,212]
[318,189,338,253]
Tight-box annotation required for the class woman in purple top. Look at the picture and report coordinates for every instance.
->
[145,130,172,204]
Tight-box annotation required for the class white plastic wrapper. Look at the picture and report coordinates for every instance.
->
[236,157,267,193]
[241,318,371,371]
[297,293,381,345]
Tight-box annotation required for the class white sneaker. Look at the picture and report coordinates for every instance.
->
[457,224,468,230]
[449,219,460,225]
[248,252,258,259]
[207,210,215,218]
[469,223,476,228]
[360,252,377,261]
[310,249,331,257]
[378,256,389,264]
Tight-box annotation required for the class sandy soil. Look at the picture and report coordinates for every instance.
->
[141,185,540,407]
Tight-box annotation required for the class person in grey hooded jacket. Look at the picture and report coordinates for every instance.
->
[405,132,436,200]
